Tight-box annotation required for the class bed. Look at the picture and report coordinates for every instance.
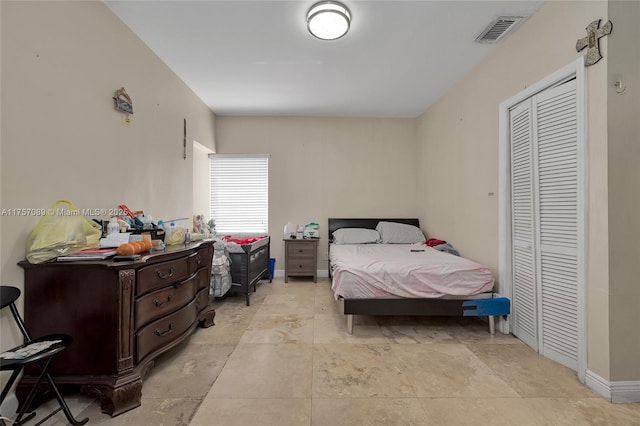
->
[328,218,498,334]
[222,235,271,306]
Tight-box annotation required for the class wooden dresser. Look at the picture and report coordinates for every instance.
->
[17,241,215,417]
[283,238,318,282]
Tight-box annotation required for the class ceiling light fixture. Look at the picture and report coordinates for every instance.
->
[307,1,351,40]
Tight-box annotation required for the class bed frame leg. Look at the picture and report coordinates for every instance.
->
[346,314,353,335]
[488,316,495,335]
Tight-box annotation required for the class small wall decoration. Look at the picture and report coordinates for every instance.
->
[576,19,612,66]
[113,87,134,115]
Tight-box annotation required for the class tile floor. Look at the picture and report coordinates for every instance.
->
[14,278,640,425]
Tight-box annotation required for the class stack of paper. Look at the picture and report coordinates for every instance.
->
[57,248,117,261]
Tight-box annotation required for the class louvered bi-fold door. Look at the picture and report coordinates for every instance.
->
[510,101,539,351]
[509,79,580,372]
[533,80,579,371]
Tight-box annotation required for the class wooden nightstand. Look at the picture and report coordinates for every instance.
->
[284,238,318,282]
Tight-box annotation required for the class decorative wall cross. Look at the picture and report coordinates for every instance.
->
[576,19,612,66]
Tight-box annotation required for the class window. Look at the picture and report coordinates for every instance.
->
[209,154,269,234]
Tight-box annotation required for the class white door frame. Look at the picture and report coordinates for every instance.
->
[498,57,587,382]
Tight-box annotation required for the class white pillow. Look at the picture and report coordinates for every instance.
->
[332,228,381,244]
[376,221,426,244]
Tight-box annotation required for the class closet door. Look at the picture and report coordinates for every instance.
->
[509,79,580,372]
[534,79,579,370]
[509,100,538,351]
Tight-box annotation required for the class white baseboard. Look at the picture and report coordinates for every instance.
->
[585,369,640,403]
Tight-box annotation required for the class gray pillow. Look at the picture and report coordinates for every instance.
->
[376,221,426,244]
[332,228,381,244]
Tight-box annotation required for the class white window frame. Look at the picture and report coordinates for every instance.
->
[209,154,269,234]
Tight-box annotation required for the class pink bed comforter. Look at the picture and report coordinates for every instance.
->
[330,244,494,299]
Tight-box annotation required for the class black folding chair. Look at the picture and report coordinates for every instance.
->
[0,286,88,425]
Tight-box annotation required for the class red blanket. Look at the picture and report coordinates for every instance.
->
[426,238,446,247]
[221,236,266,245]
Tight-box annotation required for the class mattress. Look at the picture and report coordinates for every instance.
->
[329,244,494,300]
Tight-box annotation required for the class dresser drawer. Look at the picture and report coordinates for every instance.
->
[135,273,197,329]
[189,246,213,274]
[136,298,197,362]
[287,242,315,257]
[194,266,210,292]
[137,257,191,295]
[195,287,210,313]
[288,257,315,272]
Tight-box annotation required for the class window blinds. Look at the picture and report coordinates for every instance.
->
[209,154,269,234]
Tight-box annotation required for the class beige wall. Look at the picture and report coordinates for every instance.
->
[215,116,418,268]
[607,0,640,381]
[0,1,216,351]
[416,0,619,381]
[193,141,214,218]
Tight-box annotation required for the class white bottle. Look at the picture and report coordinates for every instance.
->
[107,217,120,236]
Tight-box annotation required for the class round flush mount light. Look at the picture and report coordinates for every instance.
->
[307,1,351,40]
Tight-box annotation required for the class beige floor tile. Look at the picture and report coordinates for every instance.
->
[467,343,597,398]
[448,317,525,345]
[261,278,318,295]
[391,344,521,398]
[193,298,259,345]
[312,344,418,398]
[142,341,234,398]
[312,398,430,426]
[191,398,311,426]
[208,343,313,398]
[255,293,316,316]
[14,394,95,426]
[377,316,461,344]
[420,397,550,426]
[240,313,314,344]
[44,397,202,426]
[313,313,390,344]
[529,397,640,426]
[311,398,431,426]
[314,285,340,315]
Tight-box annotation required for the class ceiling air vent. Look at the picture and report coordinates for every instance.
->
[475,16,525,44]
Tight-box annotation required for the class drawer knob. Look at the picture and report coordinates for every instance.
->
[154,321,174,337]
[155,266,175,280]
[153,294,173,308]
[298,249,303,253]
[195,255,201,265]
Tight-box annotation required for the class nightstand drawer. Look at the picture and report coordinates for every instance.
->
[288,258,315,272]
[287,242,315,257]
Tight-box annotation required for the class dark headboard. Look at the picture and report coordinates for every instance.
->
[328,218,420,242]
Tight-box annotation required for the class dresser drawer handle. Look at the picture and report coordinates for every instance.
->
[195,254,201,265]
[153,294,173,307]
[154,322,174,337]
[155,267,175,279]
[298,264,303,269]
[298,249,303,253]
